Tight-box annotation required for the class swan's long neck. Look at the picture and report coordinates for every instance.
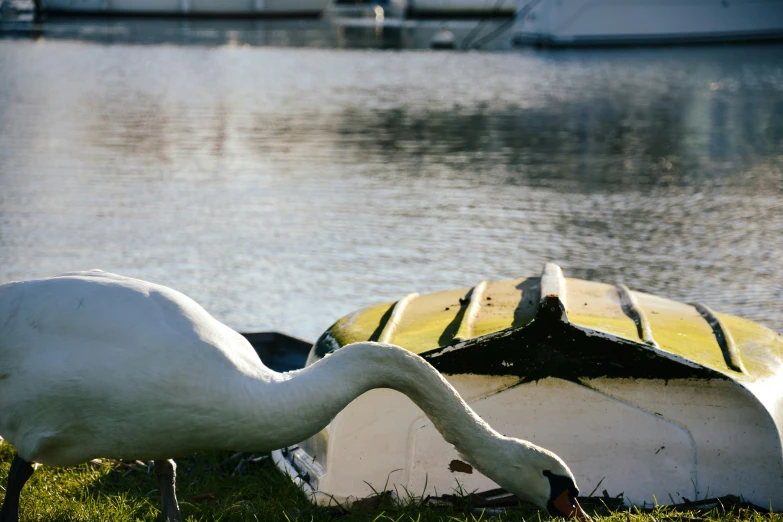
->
[242,342,504,470]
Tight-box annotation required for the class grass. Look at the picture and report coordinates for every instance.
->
[0,442,780,522]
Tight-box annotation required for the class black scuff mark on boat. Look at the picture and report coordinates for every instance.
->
[448,460,473,474]
[28,317,41,331]
[310,330,344,360]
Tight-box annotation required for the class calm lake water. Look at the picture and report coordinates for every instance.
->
[0,23,782,340]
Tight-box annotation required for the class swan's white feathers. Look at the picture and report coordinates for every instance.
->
[4,270,266,374]
[0,271,274,465]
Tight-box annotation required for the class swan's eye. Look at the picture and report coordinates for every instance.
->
[542,470,552,477]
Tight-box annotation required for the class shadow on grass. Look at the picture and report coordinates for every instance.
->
[1,442,780,521]
[0,443,314,522]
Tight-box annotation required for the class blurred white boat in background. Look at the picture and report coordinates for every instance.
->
[513,0,783,45]
[37,0,330,16]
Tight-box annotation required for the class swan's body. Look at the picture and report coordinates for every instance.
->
[1,270,298,465]
[0,270,588,521]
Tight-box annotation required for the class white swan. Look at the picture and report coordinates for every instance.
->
[0,270,589,521]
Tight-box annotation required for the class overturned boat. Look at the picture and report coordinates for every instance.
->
[269,263,783,510]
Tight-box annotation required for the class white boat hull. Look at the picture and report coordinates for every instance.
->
[514,0,783,45]
[39,0,330,16]
[281,373,783,510]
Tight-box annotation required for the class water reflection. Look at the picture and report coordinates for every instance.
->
[84,93,173,164]
[334,92,783,191]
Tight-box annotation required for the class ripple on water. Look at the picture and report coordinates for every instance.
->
[0,41,782,339]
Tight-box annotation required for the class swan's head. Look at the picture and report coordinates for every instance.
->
[486,437,590,520]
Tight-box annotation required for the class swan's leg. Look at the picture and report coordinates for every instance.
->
[0,455,35,522]
[155,459,182,522]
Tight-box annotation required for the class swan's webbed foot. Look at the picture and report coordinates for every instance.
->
[0,454,35,522]
[155,459,182,522]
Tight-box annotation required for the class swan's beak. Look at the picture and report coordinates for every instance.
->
[552,489,591,521]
